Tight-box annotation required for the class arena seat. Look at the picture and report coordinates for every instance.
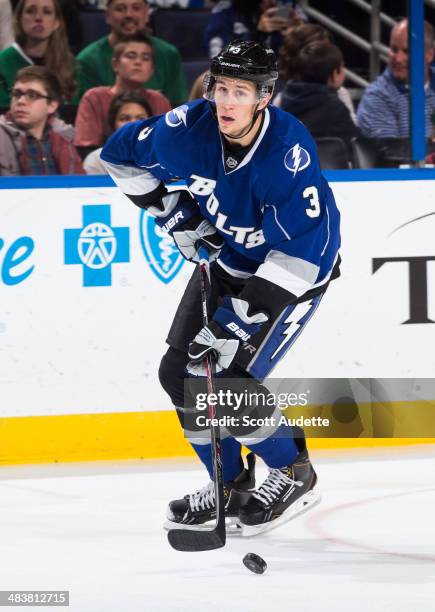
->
[351,137,386,169]
[315,137,350,170]
[183,60,209,93]
[78,9,110,50]
[150,9,210,60]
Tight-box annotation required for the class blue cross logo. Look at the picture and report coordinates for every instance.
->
[139,210,184,284]
[64,205,129,286]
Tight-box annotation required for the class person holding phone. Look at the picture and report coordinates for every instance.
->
[258,1,296,35]
[205,0,306,58]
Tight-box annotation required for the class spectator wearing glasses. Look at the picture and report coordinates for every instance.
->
[76,0,188,106]
[357,19,435,138]
[0,66,84,175]
[74,34,171,158]
[0,0,77,107]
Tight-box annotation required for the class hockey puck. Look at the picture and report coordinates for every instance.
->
[242,552,267,574]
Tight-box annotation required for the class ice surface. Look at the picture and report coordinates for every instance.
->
[0,446,434,611]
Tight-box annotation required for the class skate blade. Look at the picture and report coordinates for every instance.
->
[163,516,242,536]
[241,490,321,538]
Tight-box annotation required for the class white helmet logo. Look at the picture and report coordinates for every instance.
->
[228,45,241,54]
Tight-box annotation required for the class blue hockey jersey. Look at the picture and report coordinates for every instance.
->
[101,99,340,300]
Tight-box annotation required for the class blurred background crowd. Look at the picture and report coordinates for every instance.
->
[1,0,434,176]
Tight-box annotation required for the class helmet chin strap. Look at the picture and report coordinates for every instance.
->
[223,102,263,141]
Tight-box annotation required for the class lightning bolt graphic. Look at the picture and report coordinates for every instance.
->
[271,301,313,360]
[291,143,302,176]
[174,107,187,126]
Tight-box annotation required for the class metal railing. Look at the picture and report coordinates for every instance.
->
[299,0,390,87]
[299,0,434,87]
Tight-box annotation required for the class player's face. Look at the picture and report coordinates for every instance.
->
[214,77,266,140]
[114,102,149,129]
[113,42,154,83]
[106,0,149,38]
[20,0,60,42]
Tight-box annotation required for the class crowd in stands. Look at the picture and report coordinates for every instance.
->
[0,0,434,176]
[74,32,171,159]
[275,23,358,152]
[204,0,306,58]
[82,89,153,172]
[76,0,187,104]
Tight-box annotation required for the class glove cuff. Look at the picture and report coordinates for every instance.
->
[213,297,268,342]
[154,190,198,234]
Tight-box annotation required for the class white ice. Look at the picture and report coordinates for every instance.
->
[0,446,434,612]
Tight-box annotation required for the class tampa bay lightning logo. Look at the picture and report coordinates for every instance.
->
[284,144,311,177]
[165,105,189,128]
[139,211,184,284]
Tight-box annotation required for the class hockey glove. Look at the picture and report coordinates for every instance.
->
[154,190,223,263]
[172,214,224,263]
[187,297,269,376]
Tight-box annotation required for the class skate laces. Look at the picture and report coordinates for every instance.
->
[253,468,303,507]
[189,481,215,512]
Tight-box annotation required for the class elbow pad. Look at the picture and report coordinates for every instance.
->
[102,158,197,220]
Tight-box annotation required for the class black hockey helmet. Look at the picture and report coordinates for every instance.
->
[204,40,278,101]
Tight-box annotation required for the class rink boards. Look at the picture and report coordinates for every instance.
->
[1,170,435,464]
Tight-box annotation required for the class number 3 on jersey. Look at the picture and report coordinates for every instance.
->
[303,186,320,218]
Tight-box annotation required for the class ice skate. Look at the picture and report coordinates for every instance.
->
[239,448,320,537]
[164,453,255,535]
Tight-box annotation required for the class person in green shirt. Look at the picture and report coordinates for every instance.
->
[76,0,188,107]
[0,0,77,107]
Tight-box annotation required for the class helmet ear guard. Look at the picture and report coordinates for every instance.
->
[202,71,214,100]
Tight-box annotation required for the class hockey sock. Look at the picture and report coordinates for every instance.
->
[243,423,298,468]
[191,436,242,482]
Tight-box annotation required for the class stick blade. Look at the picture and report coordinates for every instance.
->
[167,527,226,552]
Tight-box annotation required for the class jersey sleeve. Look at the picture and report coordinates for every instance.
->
[260,163,329,293]
[101,113,174,194]
[101,101,210,211]
[240,140,340,313]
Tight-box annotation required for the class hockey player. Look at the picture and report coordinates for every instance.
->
[101,40,341,536]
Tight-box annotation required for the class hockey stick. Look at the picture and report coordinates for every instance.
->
[167,245,226,552]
